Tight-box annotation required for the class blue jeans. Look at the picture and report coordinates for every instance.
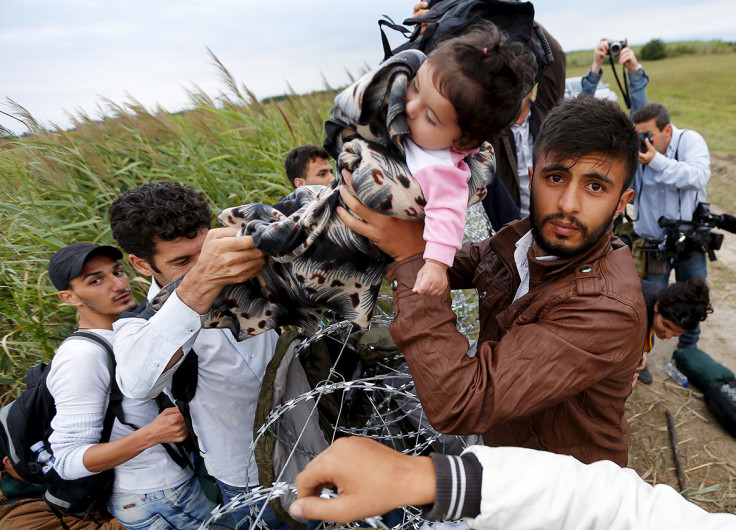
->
[213,479,298,530]
[108,475,217,529]
[646,250,707,347]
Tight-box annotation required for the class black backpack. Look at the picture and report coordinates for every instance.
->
[378,0,554,82]
[0,332,136,514]
[673,347,736,439]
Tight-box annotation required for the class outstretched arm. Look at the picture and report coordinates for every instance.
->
[114,227,266,399]
[177,228,266,314]
[580,38,609,96]
[291,437,736,530]
[618,45,649,113]
[81,408,188,473]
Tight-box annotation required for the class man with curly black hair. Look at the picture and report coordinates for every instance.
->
[109,181,284,528]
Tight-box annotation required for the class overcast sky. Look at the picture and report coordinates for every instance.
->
[2,0,735,135]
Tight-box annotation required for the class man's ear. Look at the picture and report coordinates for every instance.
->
[58,289,82,307]
[3,456,22,481]
[653,301,660,314]
[293,177,306,188]
[664,123,673,142]
[129,254,155,276]
[615,188,635,217]
[528,165,534,188]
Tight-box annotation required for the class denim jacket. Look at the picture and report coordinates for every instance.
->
[581,66,649,114]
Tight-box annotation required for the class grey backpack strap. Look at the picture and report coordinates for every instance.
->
[64,331,123,441]
[65,332,191,469]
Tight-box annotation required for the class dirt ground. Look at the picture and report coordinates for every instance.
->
[626,151,736,513]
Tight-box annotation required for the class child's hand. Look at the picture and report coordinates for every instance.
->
[413,260,448,296]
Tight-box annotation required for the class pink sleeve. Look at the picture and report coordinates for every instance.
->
[413,164,470,267]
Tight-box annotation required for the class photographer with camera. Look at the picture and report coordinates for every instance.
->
[581,38,649,114]
[632,102,711,349]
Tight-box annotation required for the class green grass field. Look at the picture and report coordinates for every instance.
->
[1,44,734,402]
[566,47,736,152]
[0,77,336,399]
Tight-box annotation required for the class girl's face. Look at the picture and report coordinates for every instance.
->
[653,302,688,340]
[406,61,462,151]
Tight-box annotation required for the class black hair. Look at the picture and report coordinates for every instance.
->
[426,21,536,150]
[631,102,670,130]
[533,96,640,193]
[657,277,713,331]
[285,145,331,187]
[109,181,212,264]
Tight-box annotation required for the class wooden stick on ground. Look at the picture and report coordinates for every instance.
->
[666,409,687,495]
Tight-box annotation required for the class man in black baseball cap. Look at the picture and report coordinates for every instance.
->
[48,243,135,330]
[44,245,217,528]
[48,243,123,291]
[0,249,129,528]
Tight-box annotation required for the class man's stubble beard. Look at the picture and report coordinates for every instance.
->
[529,193,616,259]
[77,293,135,318]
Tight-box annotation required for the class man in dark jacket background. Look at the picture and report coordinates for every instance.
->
[482,25,566,230]
[338,96,647,466]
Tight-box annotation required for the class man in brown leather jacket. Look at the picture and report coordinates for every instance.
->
[338,96,647,466]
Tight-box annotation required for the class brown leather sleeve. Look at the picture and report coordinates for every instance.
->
[389,255,492,433]
[447,242,482,290]
[389,256,643,435]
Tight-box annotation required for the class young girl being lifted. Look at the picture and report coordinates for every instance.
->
[156,22,537,338]
[383,22,536,294]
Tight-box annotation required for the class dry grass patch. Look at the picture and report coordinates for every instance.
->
[627,363,736,513]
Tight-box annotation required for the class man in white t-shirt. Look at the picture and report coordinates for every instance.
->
[47,243,217,528]
[109,182,286,529]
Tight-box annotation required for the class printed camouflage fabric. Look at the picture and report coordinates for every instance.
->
[152,51,495,340]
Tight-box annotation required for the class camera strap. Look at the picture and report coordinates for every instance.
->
[609,54,631,109]
[673,129,703,220]
[674,131,684,220]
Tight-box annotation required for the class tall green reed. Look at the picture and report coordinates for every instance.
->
[0,69,337,402]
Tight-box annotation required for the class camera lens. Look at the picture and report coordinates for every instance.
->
[608,40,625,56]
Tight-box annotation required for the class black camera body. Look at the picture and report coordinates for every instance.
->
[607,40,627,56]
[658,202,727,262]
[639,131,653,152]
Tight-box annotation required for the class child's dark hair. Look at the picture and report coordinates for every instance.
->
[658,277,713,331]
[427,21,536,150]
